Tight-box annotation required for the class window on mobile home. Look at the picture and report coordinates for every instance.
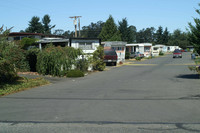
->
[79,42,93,50]
[144,47,150,52]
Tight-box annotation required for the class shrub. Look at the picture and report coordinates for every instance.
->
[125,52,130,59]
[188,65,200,75]
[195,58,200,65]
[0,59,18,83]
[188,57,200,76]
[76,59,89,72]
[0,28,29,71]
[159,51,164,56]
[19,37,37,49]
[135,57,141,61]
[26,47,40,72]
[144,56,152,59]
[93,46,105,71]
[3,45,30,71]
[67,70,84,77]
[36,45,83,76]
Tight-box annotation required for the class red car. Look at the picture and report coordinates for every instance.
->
[173,49,182,58]
[104,49,118,66]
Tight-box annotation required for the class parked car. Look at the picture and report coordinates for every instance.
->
[191,52,199,59]
[133,52,144,58]
[130,52,144,58]
[173,49,182,58]
[104,49,118,66]
[180,49,185,52]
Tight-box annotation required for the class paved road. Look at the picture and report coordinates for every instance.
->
[1,52,200,133]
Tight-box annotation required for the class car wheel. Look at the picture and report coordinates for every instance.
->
[113,62,117,66]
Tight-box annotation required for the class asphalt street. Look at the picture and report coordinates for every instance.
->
[1,52,200,133]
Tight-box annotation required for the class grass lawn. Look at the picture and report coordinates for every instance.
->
[0,77,49,96]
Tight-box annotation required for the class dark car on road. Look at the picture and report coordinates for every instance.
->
[173,49,182,58]
[104,49,118,66]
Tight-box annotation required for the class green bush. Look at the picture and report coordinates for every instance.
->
[93,46,105,71]
[76,59,89,72]
[26,47,40,72]
[0,29,29,71]
[0,59,18,83]
[195,58,200,65]
[19,37,37,49]
[125,52,130,59]
[144,56,152,59]
[159,51,164,56]
[135,57,141,61]
[36,45,83,76]
[67,70,84,77]
[188,65,200,75]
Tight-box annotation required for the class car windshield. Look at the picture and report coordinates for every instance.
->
[174,49,181,53]
[104,50,117,56]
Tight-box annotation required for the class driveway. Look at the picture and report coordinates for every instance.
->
[1,52,200,133]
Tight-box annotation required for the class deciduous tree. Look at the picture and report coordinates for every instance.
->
[81,21,104,38]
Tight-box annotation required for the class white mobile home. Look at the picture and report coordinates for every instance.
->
[126,43,152,57]
[152,46,160,56]
[69,38,101,54]
[167,46,180,52]
[104,41,127,63]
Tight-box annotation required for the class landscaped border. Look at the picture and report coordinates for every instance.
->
[0,77,49,97]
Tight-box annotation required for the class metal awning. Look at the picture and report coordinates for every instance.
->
[37,38,69,43]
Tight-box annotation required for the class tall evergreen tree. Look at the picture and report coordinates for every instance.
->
[188,3,200,54]
[42,14,56,34]
[118,18,136,43]
[25,16,44,33]
[98,15,121,41]
[163,27,169,45]
[118,18,129,42]
[128,25,137,43]
[155,26,164,44]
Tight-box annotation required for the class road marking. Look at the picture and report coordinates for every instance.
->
[165,63,196,66]
[125,64,157,66]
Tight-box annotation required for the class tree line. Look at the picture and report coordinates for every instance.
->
[20,3,200,51]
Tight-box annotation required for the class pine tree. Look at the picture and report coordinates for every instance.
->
[25,15,55,34]
[128,26,137,43]
[118,18,137,43]
[118,18,129,42]
[25,16,44,33]
[98,15,121,41]
[42,14,56,34]
[163,27,169,45]
[188,3,200,54]
[155,26,163,44]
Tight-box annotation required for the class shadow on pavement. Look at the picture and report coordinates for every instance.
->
[176,74,200,79]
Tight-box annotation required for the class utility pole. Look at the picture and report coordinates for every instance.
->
[69,16,81,37]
